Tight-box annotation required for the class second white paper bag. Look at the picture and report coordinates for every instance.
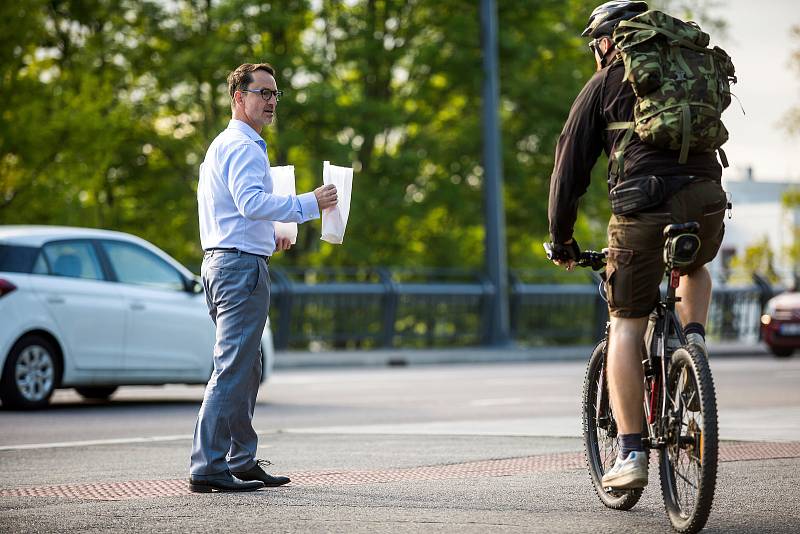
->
[270,165,298,244]
[321,161,353,244]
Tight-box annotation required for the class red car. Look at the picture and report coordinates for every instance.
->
[761,292,800,358]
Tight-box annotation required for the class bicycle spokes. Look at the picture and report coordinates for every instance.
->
[665,365,704,514]
[660,346,718,532]
[583,343,643,510]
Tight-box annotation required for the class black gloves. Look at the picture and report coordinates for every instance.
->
[544,240,581,262]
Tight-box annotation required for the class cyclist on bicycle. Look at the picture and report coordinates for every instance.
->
[547,0,728,490]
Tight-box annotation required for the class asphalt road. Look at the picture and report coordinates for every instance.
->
[2,355,799,532]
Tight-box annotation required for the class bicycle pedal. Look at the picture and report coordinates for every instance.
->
[604,487,636,494]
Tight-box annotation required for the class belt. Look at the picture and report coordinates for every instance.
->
[204,248,270,262]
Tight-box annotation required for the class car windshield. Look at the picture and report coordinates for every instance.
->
[0,244,40,273]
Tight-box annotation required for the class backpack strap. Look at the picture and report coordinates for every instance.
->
[718,147,729,168]
[679,103,691,164]
[607,121,635,184]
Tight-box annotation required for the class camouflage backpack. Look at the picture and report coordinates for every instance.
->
[608,10,737,180]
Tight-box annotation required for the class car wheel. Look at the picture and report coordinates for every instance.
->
[0,335,60,410]
[75,386,118,400]
[770,346,794,358]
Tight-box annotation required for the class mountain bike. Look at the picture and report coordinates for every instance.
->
[546,222,718,533]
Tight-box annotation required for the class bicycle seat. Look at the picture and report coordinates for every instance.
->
[663,222,700,238]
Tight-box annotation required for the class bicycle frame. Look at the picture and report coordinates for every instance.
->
[578,223,716,529]
[594,265,687,450]
[642,266,686,450]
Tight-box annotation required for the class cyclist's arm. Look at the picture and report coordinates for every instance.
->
[548,70,606,245]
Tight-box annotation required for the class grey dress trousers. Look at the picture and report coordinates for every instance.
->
[189,249,269,477]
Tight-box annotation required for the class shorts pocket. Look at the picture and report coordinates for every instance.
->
[702,198,727,217]
[606,247,634,311]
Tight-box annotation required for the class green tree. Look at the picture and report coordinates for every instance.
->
[0,0,725,276]
[729,237,780,284]
[783,25,800,136]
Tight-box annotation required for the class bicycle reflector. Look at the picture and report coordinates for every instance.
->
[664,233,701,268]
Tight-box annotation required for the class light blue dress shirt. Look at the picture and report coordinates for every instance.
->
[198,119,319,256]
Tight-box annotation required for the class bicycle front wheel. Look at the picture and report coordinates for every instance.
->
[659,345,718,533]
[583,341,643,510]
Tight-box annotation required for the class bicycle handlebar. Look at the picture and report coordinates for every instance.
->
[543,243,607,271]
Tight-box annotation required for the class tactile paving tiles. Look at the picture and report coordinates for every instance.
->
[2,441,798,501]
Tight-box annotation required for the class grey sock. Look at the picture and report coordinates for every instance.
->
[619,433,643,459]
[684,322,705,339]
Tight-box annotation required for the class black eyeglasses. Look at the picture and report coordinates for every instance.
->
[588,36,610,55]
[242,88,283,102]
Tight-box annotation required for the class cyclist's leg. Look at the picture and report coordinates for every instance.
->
[671,180,727,343]
[604,316,651,489]
[676,266,712,326]
[607,316,648,434]
[605,210,667,479]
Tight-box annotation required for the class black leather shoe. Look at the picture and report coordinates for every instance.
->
[231,459,291,487]
[188,471,264,493]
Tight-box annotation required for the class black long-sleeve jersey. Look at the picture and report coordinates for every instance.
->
[547,57,722,244]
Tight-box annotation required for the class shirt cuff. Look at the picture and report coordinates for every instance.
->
[297,191,320,221]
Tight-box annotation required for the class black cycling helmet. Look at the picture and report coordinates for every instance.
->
[581,1,649,38]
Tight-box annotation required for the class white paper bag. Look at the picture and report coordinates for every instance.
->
[321,161,353,244]
[271,165,298,244]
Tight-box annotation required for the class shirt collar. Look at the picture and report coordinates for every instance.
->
[227,119,266,149]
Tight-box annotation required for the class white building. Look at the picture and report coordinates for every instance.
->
[718,168,800,283]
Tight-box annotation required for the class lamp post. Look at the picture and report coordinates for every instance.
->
[480,0,510,346]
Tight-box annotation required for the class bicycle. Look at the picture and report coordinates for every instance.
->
[545,222,719,533]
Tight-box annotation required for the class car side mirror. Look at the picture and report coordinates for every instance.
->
[189,278,203,294]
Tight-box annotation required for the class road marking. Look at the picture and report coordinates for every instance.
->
[285,417,581,437]
[0,430,279,451]
[470,398,523,407]
[4,441,799,501]
[0,435,193,451]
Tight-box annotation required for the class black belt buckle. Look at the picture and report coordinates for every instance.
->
[205,248,269,263]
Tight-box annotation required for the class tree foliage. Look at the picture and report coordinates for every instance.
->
[0,0,720,274]
[784,25,800,136]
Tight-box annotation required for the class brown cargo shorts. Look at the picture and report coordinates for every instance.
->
[605,178,727,318]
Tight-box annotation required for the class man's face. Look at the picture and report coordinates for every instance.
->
[591,36,612,71]
[237,69,278,131]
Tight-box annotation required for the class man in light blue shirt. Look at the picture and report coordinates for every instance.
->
[189,62,337,493]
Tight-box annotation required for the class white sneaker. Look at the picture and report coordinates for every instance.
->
[685,332,708,357]
[601,451,649,490]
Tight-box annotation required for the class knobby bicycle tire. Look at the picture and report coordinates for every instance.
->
[659,344,718,533]
[582,341,643,510]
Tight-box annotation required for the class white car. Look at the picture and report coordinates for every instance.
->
[0,225,274,409]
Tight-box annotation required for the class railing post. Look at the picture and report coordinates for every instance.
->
[270,267,293,350]
[752,273,775,341]
[377,267,398,348]
[751,273,775,311]
[508,271,520,340]
[477,271,496,345]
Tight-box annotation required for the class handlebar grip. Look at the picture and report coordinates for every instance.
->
[543,242,555,260]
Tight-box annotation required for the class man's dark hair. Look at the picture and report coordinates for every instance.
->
[227,63,276,102]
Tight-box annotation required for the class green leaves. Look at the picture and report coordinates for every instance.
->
[0,0,616,274]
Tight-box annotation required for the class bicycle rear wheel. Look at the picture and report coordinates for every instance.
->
[583,341,643,510]
[659,344,718,533]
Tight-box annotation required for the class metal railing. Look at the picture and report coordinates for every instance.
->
[269,267,771,350]
[270,268,493,350]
